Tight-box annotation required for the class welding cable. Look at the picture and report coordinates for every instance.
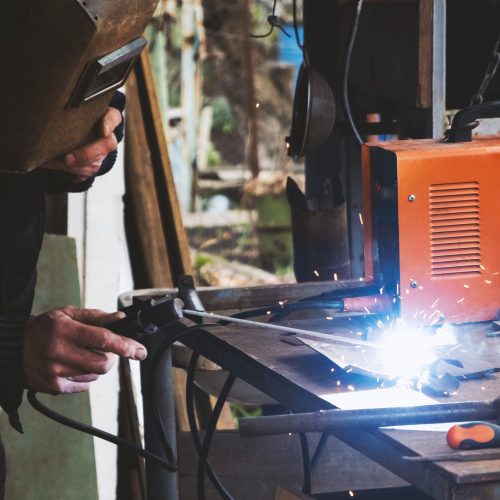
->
[197,372,237,500]
[299,432,312,494]
[310,432,330,472]
[27,321,218,477]
[292,0,303,50]
[186,352,234,500]
[342,0,364,146]
[27,390,178,472]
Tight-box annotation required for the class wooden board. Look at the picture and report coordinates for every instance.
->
[0,235,98,500]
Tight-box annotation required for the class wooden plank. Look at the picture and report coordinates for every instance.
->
[125,71,173,288]
[134,51,193,283]
[177,430,405,500]
[117,359,147,500]
[1,235,98,500]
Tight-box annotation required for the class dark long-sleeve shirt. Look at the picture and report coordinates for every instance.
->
[0,92,125,431]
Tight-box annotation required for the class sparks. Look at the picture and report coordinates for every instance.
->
[347,385,355,391]
[480,264,486,270]
[326,316,333,320]
[334,273,338,281]
[255,102,260,108]
[463,284,470,288]
[431,298,440,308]
[358,213,364,225]
[314,270,319,277]
[485,279,492,284]
[457,297,465,304]
[349,491,355,497]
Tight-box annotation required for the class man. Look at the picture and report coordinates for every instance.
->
[0,94,145,496]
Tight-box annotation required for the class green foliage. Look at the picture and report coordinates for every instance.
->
[193,253,214,271]
[211,96,236,134]
[231,403,263,423]
[207,142,223,167]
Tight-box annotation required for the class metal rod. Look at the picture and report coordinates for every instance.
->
[403,450,500,462]
[183,309,381,349]
[239,399,500,437]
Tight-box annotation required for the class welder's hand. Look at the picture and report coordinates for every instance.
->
[23,306,147,395]
[40,107,122,183]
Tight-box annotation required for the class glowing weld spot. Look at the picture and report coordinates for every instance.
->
[464,284,470,288]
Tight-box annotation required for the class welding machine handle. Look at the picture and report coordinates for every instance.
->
[447,421,500,450]
[446,100,500,142]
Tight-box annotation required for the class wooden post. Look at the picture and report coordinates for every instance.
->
[240,0,260,178]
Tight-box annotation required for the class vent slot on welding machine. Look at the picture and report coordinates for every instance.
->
[429,182,481,277]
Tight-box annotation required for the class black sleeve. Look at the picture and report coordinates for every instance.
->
[44,90,126,195]
[0,317,26,433]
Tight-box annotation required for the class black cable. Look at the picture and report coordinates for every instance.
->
[310,432,330,472]
[27,321,219,477]
[299,432,312,494]
[197,372,237,500]
[27,390,178,472]
[187,352,234,500]
[342,0,364,146]
[292,0,303,50]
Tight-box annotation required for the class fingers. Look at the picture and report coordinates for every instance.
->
[63,133,117,171]
[71,323,147,361]
[99,107,122,137]
[23,307,147,395]
[62,307,125,327]
[48,344,117,375]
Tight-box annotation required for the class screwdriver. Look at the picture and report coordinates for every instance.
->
[447,422,500,450]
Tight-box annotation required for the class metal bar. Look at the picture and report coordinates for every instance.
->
[183,309,381,348]
[239,399,500,437]
[403,450,500,462]
[432,0,446,138]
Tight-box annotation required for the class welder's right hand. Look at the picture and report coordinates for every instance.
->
[23,306,147,395]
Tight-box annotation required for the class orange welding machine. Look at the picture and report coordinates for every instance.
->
[362,101,500,325]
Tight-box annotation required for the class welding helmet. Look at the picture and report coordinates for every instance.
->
[0,0,159,173]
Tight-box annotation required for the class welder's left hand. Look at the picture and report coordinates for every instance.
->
[40,106,122,183]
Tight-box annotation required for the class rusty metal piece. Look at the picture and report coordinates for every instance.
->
[239,399,500,437]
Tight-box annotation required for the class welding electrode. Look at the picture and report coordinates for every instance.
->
[447,422,500,450]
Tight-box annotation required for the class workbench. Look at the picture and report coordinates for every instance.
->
[178,307,500,500]
[120,283,500,499]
